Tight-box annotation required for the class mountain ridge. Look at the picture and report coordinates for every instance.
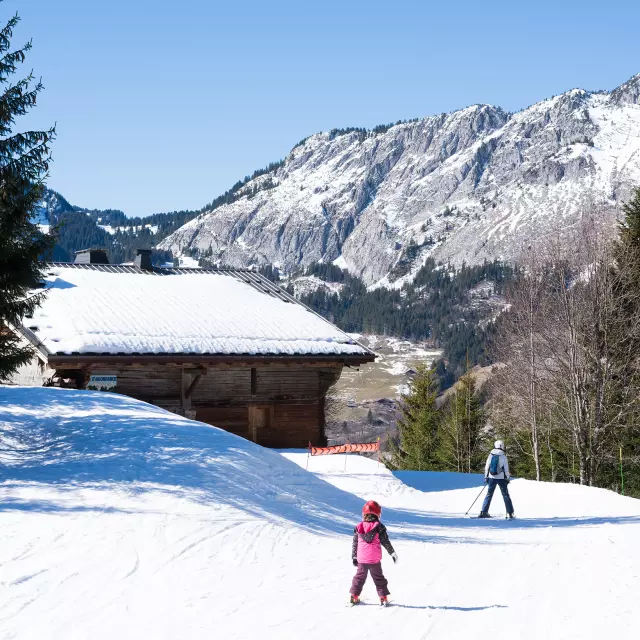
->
[42,73,640,283]
[157,73,640,285]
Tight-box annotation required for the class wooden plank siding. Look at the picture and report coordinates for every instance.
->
[65,362,341,447]
[268,401,323,448]
[88,365,182,405]
[194,407,251,440]
[255,368,321,399]
[190,368,252,404]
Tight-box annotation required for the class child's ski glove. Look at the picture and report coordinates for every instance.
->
[391,552,398,564]
[352,558,358,567]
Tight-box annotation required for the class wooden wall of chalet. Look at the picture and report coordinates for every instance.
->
[78,363,342,447]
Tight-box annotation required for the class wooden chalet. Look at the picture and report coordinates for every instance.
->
[14,249,375,448]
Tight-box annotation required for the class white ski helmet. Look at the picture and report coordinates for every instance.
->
[494,440,505,451]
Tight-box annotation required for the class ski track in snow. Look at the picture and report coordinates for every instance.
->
[1,387,640,639]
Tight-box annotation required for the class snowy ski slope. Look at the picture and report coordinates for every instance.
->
[1,387,639,639]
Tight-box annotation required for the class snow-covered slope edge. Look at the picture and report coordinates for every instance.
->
[159,73,640,285]
[0,387,359,532]
[0,387,363,638]
[2,386,640,639]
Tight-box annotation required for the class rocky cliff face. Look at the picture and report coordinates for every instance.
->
[159,74,640,285]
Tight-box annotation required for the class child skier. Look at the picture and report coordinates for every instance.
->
[350,500,398,606]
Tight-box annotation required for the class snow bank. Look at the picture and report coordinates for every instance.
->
[0,387,360,532]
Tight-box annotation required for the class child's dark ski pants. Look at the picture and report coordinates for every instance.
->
[350,562,390,597]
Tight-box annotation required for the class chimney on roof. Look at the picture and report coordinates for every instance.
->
[134,248,153,271]
[74,249,110,265]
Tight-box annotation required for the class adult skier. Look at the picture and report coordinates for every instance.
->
[479,440,515,519]
[349,500,398,606]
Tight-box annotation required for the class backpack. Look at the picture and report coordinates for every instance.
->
[489,454,502,475]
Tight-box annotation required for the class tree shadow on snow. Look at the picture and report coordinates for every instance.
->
[390,604,508,612]
[393,470,485,492]
[0,388,387,538]
[0,497,136,514]
[382,505,640,534]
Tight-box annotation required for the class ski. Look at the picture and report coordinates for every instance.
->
[346,599,394,607]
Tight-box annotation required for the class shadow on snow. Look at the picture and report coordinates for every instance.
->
[379,604,508,611]
[1,388,639,543]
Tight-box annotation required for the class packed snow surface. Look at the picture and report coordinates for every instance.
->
[2,387,640,639]
[26,266,367,356]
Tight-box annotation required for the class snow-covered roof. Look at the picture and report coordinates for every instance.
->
[21,264,373,360]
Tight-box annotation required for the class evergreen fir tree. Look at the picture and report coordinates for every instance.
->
[0,8,55,380]
[388,364,441,470]
[437,373,485,473]
[610,188,640,494]
[619,188,640,247]
[617,188,640,302]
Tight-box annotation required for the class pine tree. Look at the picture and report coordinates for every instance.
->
[0,8,55,381]
[437,373,485,473]
[388,364,441,470]
[616,188,640,299]
[609,188,640,493]
[619,188,640,247]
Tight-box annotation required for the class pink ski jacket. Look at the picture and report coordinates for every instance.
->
[352,521,395,564]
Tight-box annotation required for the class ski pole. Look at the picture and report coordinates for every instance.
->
[465,484,487,516]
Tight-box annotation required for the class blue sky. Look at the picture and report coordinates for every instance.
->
[5,0,640,217]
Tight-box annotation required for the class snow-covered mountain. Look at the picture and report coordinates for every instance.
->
[34,189,184,265]
[32,190,73,232]
[159,73,640,285]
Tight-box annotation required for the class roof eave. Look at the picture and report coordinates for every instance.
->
[8,323,51,362]
[47,353,376,367]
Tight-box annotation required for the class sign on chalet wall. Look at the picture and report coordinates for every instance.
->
[87,375,117,391]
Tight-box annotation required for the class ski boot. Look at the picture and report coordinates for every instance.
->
[506,512,516,520]
[380,596,389,607]
[478,511,491,518]
[349,594,361,606]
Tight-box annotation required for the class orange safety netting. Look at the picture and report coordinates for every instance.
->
[310,441,380,456]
